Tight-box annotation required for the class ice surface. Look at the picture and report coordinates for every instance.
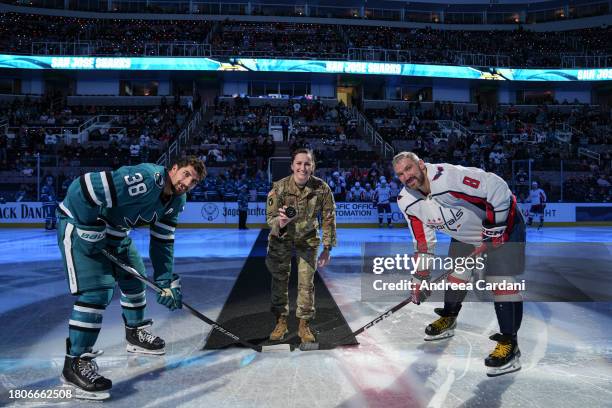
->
[0,227,610,407]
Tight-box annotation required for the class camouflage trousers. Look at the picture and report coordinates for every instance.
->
[266,236,318,320]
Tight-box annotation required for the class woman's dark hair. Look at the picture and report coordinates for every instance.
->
[291,148,315,164]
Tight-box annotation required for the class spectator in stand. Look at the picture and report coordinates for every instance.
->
[129,140,141,164]
[346,186,357,202]
[15,184,28,202]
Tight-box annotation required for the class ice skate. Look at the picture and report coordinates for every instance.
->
[424,308,457,341]
[485,333,522,377]
[61,339,111,400]
[126,319,165,355]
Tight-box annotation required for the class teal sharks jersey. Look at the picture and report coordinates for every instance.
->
[58,163,186,280]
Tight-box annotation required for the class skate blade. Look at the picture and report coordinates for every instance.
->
[60,376,110,400]
[126,344,166,355]
[424,329,455,341]
[486,358,521,377]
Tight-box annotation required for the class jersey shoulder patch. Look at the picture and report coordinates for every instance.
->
[154,172,165,189]
[432,166,445,181]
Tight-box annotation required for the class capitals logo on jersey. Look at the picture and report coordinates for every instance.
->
[432,166,444,181]
[426,208,464,231]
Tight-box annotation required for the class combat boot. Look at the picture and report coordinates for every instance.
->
[298,319,315,343]
[269,316,288,341]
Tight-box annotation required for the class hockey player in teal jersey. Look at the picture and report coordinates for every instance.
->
[56,156,206,400]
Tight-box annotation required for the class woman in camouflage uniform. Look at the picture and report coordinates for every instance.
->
[265,148,337,343]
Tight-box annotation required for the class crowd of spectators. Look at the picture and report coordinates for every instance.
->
[1,90,609,203]
[189,164,271,202]
[564,173,612,202]
[323,100,610,202]
[0,13,213,56]
[365,101,611,180]
[182,97,367,170]
[0,95,199,202]
[2,96,609,203]
[211,22,346,58]
[344,25,612,67]
[310,154,611,205]
[0,95,196,171]
[1,12,611,67]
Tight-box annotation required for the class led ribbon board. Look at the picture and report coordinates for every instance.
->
[0,55,226,71]
[0,55,610,81]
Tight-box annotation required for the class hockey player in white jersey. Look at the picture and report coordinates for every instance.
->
[373,177,393,228]
[353,182,366,202]
[393,151,526,377]
[527,181,547,230]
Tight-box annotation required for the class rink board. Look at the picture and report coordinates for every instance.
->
[0,202,610,227]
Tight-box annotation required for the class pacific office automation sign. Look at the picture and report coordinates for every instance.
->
[178,202,607,224]
[178,202,405,224]
[1,54,611,81]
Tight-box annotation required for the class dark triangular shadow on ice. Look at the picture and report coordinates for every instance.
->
[203,229,357,350]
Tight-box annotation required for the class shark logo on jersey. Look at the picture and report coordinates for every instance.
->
[154,172,165,189]
[123,213,158,228]
[432,166,444,181]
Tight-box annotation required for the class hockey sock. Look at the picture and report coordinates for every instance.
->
[68,289,113,355]
[494,301,523,341]
[442,302,463,317]
[120,289,146,326]
[443,273,469,316]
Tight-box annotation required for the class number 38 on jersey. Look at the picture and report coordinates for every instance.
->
[124,173,148,197]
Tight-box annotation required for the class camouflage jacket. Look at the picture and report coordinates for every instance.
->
[266,175,337,248]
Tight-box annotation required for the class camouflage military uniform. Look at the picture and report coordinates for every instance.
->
[266,175,336,320]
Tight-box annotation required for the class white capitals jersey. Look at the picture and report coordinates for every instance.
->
[398,163,517,252]
[528,188,547,205]
[374,185,392,204]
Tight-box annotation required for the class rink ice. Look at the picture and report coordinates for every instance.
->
[0,227,610,408]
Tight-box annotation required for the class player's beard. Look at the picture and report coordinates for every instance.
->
[171,182,187,195]
[405,169,425,190]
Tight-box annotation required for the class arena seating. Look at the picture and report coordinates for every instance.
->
[1,12,611,67]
